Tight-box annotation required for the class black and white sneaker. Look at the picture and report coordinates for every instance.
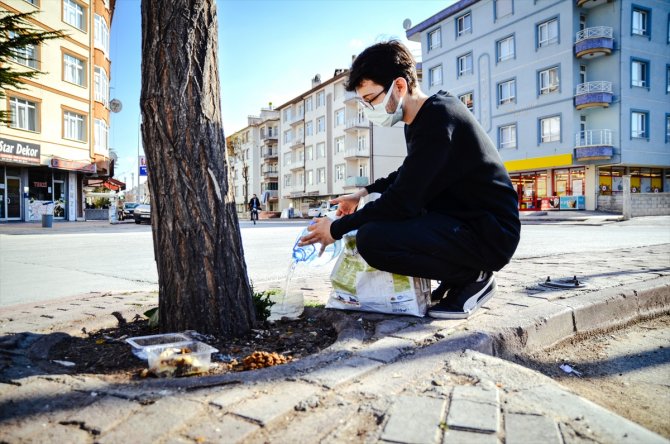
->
[428,272,496,319]
[431,281,450,303]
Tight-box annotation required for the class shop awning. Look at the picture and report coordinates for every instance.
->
[85,177,126,192]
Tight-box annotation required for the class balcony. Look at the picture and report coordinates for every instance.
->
[574,81,613,110]
[262,189,279,201]
[575,26,614,58]
[262,170,278,180]
[576,0,611,9]
[344,176,369,188]
[343,91,359,104]
[290,136,304,148]
[344,118,370,131]
[290,163,304,172]
[574,129,614,161]
[344,146,370,159]
[262,148,278,160]
[261,132,278,143]
[289,113,304,126]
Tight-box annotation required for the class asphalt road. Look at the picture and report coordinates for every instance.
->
[1,216,669,307]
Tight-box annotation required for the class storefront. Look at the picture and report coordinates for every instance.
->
[598,166,665,194]
[0,136,41,221]
[509,167,586,211]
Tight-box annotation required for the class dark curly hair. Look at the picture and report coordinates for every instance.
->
[345,40,418,94]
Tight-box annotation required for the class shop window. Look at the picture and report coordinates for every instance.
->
[28,168,52,201]
[598,166,625,194]
[553,167,584,197]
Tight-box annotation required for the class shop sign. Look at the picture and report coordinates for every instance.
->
[0,137,41,164]
[33,181,48,188]
[559,196,585,210]
[50,157,97,173]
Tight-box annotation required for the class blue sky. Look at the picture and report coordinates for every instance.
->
[109,0,454,187]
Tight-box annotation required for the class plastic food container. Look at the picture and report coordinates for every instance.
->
[126,333,192,360]
[145,341,218,377]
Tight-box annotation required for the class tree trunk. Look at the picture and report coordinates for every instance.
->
[140,0,255,337]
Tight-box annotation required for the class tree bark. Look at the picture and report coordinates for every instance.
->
[140,0,255,337]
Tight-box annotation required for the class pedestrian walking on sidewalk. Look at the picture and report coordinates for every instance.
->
[299,40,520,319]
[249,194,261,225]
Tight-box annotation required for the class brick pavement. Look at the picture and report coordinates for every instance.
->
[0,243,668,443]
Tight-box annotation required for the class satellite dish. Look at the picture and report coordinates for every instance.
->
[402,19,412,30]
[109,99,123,113]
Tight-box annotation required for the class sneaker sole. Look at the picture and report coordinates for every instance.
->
[428,279,496,319]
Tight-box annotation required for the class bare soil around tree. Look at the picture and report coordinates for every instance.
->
[511,314,670,438]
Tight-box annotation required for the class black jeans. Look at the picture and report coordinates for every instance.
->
[250,209,258,221]
[355,212,486,286]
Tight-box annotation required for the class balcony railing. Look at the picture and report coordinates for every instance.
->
[289,113,304,126]
[344,146,370,158]
[290,136,304,148]
[344,176,369,187]
[260,132,278,140]
[574,129,614,161]
[345,118,369,130]
[262,149,278,159]
[574,26,614,58]
[574,81,613,110]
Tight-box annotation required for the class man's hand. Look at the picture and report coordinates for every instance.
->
[330,189,368,216]
[298,217,335,255]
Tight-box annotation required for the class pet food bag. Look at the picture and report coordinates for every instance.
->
[328,232,431,317]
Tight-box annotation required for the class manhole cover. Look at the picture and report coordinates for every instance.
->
[539,275,588,289]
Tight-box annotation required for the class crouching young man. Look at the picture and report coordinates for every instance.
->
[299,40,520,319]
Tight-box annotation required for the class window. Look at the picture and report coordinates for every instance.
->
[335,137,344,153]
[498,79,516,105]
[632,7,649,36]
[94,15,110,55]
[429,65,443,87]
[335,164,345,181]
[316,91,325,107]
[666,114,670,143]
[306,145,313,160]
[283,130,292,144]
[540,116,560,143]
[305,97,313,112]
[428,28,441,51]
[631,111,648,139]
[495,0,513,20]
[496,35,514,62]
[316,142,325,159]
[459,92,474,112]
[8,32,37,69]
[499,124,517,149]
[284,174,291,187]
[306,170,313,185]
[335,109,345,127]
[63,53,85,86]
[458,53,473,77]
[94,119,108,153]
[537,18,558,48]
[457,12,472,36]
[9,97,38,131]
[94,66,109,106]
[316,116,325,133]
[283,108,291,121]
[296,172,304,186]
[358,135,367,150]
[283,152,291,166]
[64,110,85,141]
[317,168,326,184]
[539,66,559,95]
[305,121,313,136]
[631,59,649,88]
[667,65,670,93]
[63,0,85,30]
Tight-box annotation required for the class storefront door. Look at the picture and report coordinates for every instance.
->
[6,176,21,220]
[53,180,65,219]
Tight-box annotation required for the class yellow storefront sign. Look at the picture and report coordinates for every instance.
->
[503,153,573,172]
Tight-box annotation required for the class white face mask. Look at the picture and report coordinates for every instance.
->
[364,84,404,127]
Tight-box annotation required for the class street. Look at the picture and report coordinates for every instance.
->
[1,216,669,307]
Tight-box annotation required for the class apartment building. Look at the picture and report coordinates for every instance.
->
[0,0,117,222]
[406,0,670,211]
[277,70,406,215]
[227,106,280,214]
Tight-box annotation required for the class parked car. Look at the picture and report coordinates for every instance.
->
[119,202,139,221]
[133,203,151,224]
[307,201,337,218]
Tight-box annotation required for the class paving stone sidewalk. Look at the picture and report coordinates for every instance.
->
[0,244,668,443]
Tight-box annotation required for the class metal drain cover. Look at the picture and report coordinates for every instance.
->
[539,275,588,289]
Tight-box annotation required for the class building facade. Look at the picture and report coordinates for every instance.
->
[0,0,117,222]
[277,70,406,215]
[406,0,669,211]
[227,106,280,214]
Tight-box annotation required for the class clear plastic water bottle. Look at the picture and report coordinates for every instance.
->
[291,211,342,267]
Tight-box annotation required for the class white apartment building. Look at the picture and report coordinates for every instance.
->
[0,0,118,222]
[277,70,406,215]
[227,106,280,214]
[406,0,670,212]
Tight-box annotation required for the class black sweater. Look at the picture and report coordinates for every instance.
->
[329,91,520,271]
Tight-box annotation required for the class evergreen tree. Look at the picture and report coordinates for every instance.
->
[0,11,64,123]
